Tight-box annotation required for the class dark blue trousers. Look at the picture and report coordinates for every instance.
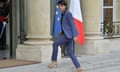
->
[52,35,80,68]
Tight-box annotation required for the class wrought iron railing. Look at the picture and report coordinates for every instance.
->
[101,21,120,38]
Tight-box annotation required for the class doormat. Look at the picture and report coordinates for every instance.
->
[0,59,40,69]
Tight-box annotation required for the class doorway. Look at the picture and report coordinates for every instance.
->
[51,0,74,57]
[0,0,27,59]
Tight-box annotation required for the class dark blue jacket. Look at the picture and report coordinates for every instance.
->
[61,10,78,39]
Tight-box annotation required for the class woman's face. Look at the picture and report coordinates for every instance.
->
[58,4,66,13]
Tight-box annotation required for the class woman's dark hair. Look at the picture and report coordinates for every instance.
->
[57,0,67,7]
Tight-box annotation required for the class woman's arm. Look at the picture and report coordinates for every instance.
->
[67,12,78,38]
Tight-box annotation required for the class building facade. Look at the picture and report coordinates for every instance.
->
[4,0,120,61]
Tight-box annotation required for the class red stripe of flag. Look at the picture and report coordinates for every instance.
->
[74,18,84,45]
[69,0,85,45]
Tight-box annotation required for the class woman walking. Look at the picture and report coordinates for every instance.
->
[48,0,82,72]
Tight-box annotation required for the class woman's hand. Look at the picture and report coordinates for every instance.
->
[74,37,77,42]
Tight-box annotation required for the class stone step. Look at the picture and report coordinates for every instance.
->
[79,53,120,71]
[58,52,120,71]
[85,65,120,72]
[0,52,120,72]
[38,55,120,72]
[82,58,120,71]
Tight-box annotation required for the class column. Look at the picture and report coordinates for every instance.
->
[115,0,120,20]
[16,0,61,62]
[75,0,109,56]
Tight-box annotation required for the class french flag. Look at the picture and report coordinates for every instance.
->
[69,0,85,45]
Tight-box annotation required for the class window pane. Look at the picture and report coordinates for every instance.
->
[104,0,113,6]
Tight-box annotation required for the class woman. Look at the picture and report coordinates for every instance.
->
[48,0,82,72]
